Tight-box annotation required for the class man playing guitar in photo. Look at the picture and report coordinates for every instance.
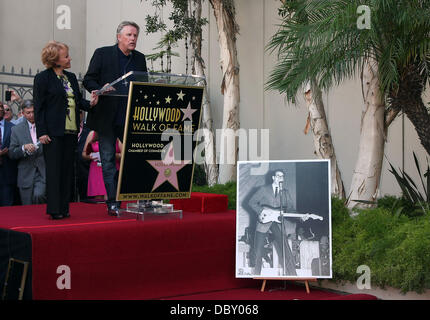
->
[248,169,323,276]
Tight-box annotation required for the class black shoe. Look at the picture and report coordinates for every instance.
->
[63,212,70,218]
[107,205,120,216]
[50,214,64,220]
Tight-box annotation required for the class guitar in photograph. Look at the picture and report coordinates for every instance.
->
[258,206,323,224]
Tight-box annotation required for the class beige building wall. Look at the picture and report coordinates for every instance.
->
[1,0,428,198]
[0,0,86,76]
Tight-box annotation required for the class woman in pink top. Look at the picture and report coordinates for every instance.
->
[82,131,121,200]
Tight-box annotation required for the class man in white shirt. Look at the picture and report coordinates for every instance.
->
[9,100,46,205]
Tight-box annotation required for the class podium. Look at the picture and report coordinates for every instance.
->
[97,71,205,220]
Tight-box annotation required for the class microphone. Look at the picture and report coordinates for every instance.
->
[279,181,283,191]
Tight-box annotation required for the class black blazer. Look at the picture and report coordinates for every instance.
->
[33,68,91,138]
[0,120,17,186]
[83,45,147,134]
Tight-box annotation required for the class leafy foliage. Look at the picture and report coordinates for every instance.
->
[142,0,209,73]
[192,181,236,209]
[387,152,430,217]
[267,0,430,104]
[145,33,180,72]
[332,197,430,293]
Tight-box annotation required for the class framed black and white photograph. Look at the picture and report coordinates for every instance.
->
[236,160,332,279]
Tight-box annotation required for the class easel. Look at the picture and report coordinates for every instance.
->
[254,277,317,294]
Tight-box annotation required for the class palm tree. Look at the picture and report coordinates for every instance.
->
[267,0,430,207]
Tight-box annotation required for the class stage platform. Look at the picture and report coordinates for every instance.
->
[0,193,259,300]
[0,193,378,301]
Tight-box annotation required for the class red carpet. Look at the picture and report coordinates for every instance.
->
[163,284,378,300]
[1,200,253,299]
[0,194,377,300]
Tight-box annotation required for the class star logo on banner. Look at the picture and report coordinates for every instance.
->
[180,102,197,121]
[177,90,185,101]
[147,143,191,192]
[165,96,172,104]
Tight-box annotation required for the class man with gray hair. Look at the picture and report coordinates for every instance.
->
[83,21,147,215]
[8,100,46,205]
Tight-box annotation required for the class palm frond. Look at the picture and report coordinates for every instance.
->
[266,0,430,103]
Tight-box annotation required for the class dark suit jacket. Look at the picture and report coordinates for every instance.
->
[83,44,147,134]
[0,120,17,186]
[33,68,91,138]
[248,184,295,233]
[8,120,46,189]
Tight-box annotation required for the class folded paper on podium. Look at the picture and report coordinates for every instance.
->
[96,71,205,96]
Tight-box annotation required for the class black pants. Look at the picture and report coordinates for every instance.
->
[253,223,297,276]
[43,134,77,216]
[98,125,124,209]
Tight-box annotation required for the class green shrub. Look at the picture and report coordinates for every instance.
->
[332,199,430,293]
[192,181,237,210]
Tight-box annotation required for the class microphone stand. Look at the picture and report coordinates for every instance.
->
[279,182,286,276]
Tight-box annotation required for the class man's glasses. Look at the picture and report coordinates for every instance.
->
[4,108,11,112]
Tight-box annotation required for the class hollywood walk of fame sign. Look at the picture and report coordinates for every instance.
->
[115,73,205,201]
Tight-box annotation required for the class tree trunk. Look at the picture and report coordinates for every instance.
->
[304,80,345,199]
[190,0,219,186]
[209,0,240,184]
[390,63,430,156]
[347,60,386,209]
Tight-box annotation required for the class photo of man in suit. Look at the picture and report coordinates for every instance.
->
[8,100,46,205]
[248,169,304,276]
[0,102,17,206]
[83,21,147,216]
[236,161,331,279]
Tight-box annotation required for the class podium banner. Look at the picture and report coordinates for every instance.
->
[117,80,204,201]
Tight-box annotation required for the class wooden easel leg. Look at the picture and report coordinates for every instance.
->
[260,279,267,292]
[305,280,310,294]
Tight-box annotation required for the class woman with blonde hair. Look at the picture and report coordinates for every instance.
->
[33,41,99,219]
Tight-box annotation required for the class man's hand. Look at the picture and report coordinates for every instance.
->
[39,135,51,144]
[10,90,21,102]
[0,147,8,156]
[90,90,99,107]
[24,143,36,154]
[301,214,310,222]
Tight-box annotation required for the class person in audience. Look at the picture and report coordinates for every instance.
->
[3,105,14,122]
[76,111,91,201]
[8,100,46,205]
[3,90,24,125]
[0,103,18,206]
[33,40,98,219]
[82,130,122,200]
